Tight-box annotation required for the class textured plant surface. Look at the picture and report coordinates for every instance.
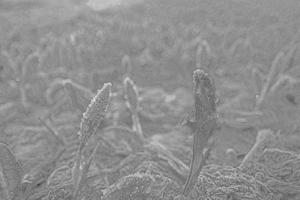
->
[102,170,181,200]
[185,164,276,200]
[241,146,300,198]
[1,1,300,200]
[0,142,23,200]
[182,69,218,196]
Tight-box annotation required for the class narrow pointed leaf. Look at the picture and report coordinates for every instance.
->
[0,142,23,200]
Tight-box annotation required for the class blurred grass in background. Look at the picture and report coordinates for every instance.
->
[0,1,300,199]
[1,0,300,168]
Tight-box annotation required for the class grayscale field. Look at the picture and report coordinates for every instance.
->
[0,0,300,199]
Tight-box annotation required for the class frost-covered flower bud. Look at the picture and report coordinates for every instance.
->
[192,69,216,122]
[80,82,112,146]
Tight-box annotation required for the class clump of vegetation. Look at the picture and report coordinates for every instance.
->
[92,68,280,200]
[102,170,181,200]
[186,164,275,200]
[0,83,111,200]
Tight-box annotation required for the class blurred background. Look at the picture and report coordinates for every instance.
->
[1,0,300,195]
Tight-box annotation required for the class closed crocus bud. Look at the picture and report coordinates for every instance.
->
[121,55,132,80]
[79,82,112,149]
[123,77,144,140]
[73,83,112,198]
[192,69,217,123]
[183,69,218,196]
[123,77,139,113]
[196,39,212,70]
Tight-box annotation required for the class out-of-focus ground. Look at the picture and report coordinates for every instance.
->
[1,0,300,161]
[0,0,300,198]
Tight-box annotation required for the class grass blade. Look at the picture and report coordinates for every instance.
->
[0,142,23,200]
